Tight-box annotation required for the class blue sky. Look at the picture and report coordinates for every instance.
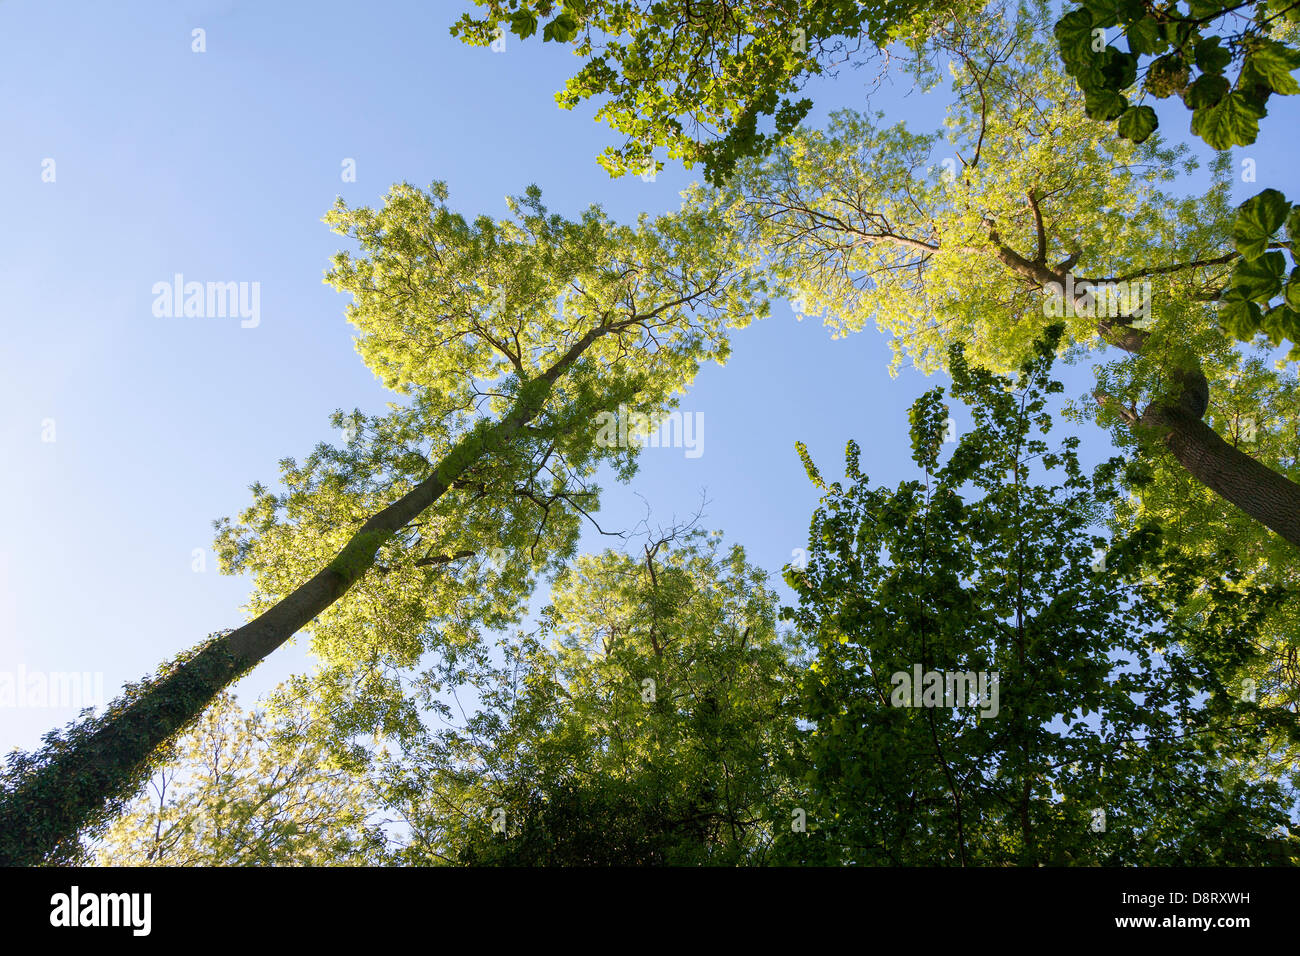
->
[1,0,1295,755]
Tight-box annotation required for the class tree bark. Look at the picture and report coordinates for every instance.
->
[0,327,604,865]
[988,227,1300,551]
[1138,402,1300,548]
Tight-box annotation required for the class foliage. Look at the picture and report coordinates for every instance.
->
[780,327,1300,864]
[451,0,976,184]
[1053,0,1300,149]
[93,692,387,866]
[723,0,1300,579]
[1054,0,1300,349]
[0,634,249,866]
[379,530,804,865]
[212,180,768,771]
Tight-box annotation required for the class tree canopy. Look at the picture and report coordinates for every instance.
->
[781,328,1299,864]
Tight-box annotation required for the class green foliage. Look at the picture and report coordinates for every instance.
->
[381,531,804,865]
[213,180,769,766]
[0,634,250,866]
[725,2,1211,374]
[451,0,978,184]
[93,691,387,866]
[1053,0,1300,350]
[1218,188,1300,354]
[780,329,1300,864]
[1054,0,1300,150]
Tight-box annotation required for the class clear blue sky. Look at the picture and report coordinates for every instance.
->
[1,1,1295,754]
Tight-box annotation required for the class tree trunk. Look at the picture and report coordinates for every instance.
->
[1139,402,1300,548]
[988,228,1300,552]
[0,331,601,866]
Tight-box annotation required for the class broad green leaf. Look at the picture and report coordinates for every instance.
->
[1056,8,1098,69]
[1190,90,1266,149]
[1117,104,1158,142]
[1183,73,1229,109]
[1194,36,1233,75]
[1085,87,1128,120]
[509,9,539,38]
[1284,268,1300,310]
[1232,188,1290,259]
[1126,17,1165,56]
[1240,40,1300,95]
[543,13,580,43]
[1231,250,1287,300]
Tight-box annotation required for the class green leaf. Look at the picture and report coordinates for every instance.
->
[509,10,539,38]
[1080,0,1125,27]
[1288,205,1300,244]
[1240,40,1300,96]
[1194,37,1232,75]
[1101,47,1139,89]
[1190,90,1266,149]
[1056,9,1098,70]
[1284,268,1300,311]
[1085,87,1129,120]
[543,13,580,43]
[1126,17,1165,57]
[1183,73,1229,109]
[1218,289,1264,340]
[1117,105,1158,142]
[1260,303,1300,347]
[1231,251,1287,301]
[1232,188,1290,259]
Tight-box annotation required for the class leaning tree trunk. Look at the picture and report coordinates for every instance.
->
[0,330,599,866]
[989,226,1300,551]
[1095,318,1300,551]
[1132,373,1300,548]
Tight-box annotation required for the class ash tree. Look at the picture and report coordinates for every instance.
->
[451,0,978,184]
[0,181,768,866]
[778,326,1299,865]
[723,1,1300,569]
[92,691,387,866]
[376,528,803,866]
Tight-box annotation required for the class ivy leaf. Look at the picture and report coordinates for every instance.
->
[1232,188,1290,259]
[1190,90,1266,149]
[1117,105,1158,142]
